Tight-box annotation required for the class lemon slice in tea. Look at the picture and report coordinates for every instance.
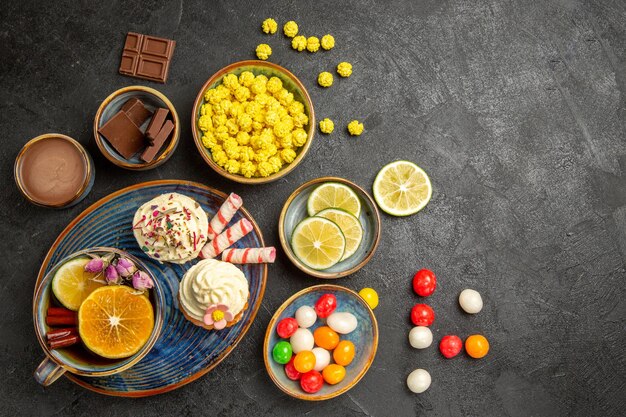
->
[307,182,361,217]
[291,217,346,270]
[373,160,432,216]
[51,257,105,311]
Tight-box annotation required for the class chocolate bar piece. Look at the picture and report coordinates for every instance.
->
[145,108,170,144]
[141,120,174,162]
[121,98,152,127]
[98,111,145,159]
[119,32,175,83]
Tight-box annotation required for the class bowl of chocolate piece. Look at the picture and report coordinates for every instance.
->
[93,86,180,170]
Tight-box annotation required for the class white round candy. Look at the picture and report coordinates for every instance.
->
[408,326,432,349]
[459,289,483,314]
[407,369,431,393]
[290,328,314,353]
[311,347,330,371]
[327,312,358,334]
[295,306,317,328]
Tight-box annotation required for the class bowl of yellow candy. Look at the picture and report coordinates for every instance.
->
[192,60,315,184]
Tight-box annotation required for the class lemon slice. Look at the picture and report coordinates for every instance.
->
[51,257,105,311]
[307,183,361,217]
[291,217,346,270]
[373,160,432,216]
[316,208,363,261]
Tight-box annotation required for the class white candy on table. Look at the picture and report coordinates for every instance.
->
[290,328,314,353]
[327,312,358,334]
[311,347,330,371]
[408,326,433,349]
[459,289,483,314]
[295,306,317,328]
[407,369,431,393]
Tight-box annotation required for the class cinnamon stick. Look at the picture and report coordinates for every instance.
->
[48,334,80,350]
[47,307,76,317]
[46,315,77,326]
[46,328,78,341]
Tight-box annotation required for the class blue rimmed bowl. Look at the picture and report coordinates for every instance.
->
[263,285,378,400]
[33,247,164,386]
[278,177,381,279]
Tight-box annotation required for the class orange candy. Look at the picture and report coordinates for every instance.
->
[322,364,346,385]
[333,340,355,366]
[293,350,316,373]
[313,326,340,350]
[465,334,489,358]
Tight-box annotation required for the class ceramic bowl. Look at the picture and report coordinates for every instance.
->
[93,86,180,170]
[264,285,378,400]
[191,60,315,184]
[33,247,164,386]
[279,177,381,279]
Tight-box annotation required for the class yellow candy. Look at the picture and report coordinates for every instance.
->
[319,118,334,134]
[256,44,272,60]
[291,35,307,52]
[321,34,335,50]
[283,21,298,38]
[359,288,379,309]
[318,71,333,88]
[306,36,320,52]
[261,18,278,34]
[267,77,283,94]
[348,120,364,136]
[239,71,255,87]
[280,148,296,163]
[337,62,352,78]
[292,129,307,147]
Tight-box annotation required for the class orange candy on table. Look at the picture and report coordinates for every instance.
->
[465,334,489,358]
[322,364,346,385]
[333,340,355,366]
[313,326,340,350]
[293,350,316,373]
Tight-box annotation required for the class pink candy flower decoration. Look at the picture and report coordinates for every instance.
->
[132,270,154,291]
[203,304,234,330]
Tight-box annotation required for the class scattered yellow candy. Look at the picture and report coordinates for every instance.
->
[256,44,272,60]
[283,21,298,38]
[292,35,307,52]
[261,18,278,34]
[359,288,379,310]
[318,71,333,88]
[321,34,335,50]
[337,62,352,77]
[306,36,320,52]
[347,120,364,136]
[199,73,310,178]
[319,118,334,134]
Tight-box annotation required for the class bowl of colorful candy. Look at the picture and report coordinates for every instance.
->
[263,285,378,400]
[191,60,315,184]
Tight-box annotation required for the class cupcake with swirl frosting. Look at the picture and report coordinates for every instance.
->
[178,259,249,329]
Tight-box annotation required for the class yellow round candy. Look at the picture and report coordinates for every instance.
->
[359,288,379,309]
[347,120,364,136]
[292,35,307,52]
[321,34,335,50]
[283,21,298,38]
[319,118,334,134]
[306,36,320,52]
[318,72,333,88]
[261,18,277,34]
[256,44,272,60]
[337,62,353,78]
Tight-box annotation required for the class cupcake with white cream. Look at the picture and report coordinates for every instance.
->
[133,193,208,264]
[178,259,250,330]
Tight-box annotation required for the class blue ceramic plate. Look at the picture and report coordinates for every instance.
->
[263,285,378,400]
[278,177,381,279]
[35,180,267,396]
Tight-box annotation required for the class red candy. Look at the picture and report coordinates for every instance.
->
[300,370,324,393]
[314,294,337,319]
[412,269,436,297]
[411,303,435,326]
[439,335,463,358]
[284,357,301,381]
[276,317,299,338]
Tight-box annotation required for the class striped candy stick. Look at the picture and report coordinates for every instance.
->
[222,247,276,264]
[207,193,243,241]
[199,218,253,259]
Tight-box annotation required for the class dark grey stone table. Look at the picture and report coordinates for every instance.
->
[1,0,624,416]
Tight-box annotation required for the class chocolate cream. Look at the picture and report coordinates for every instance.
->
[19,137,87,206]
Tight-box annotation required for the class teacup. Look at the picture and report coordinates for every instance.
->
[33,247,164,386]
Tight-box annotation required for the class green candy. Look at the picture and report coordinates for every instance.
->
[272,341,293,364]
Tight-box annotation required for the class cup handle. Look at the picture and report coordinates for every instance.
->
[34,357,66,386]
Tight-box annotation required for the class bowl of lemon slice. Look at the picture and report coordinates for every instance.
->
[278,177,381,279]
